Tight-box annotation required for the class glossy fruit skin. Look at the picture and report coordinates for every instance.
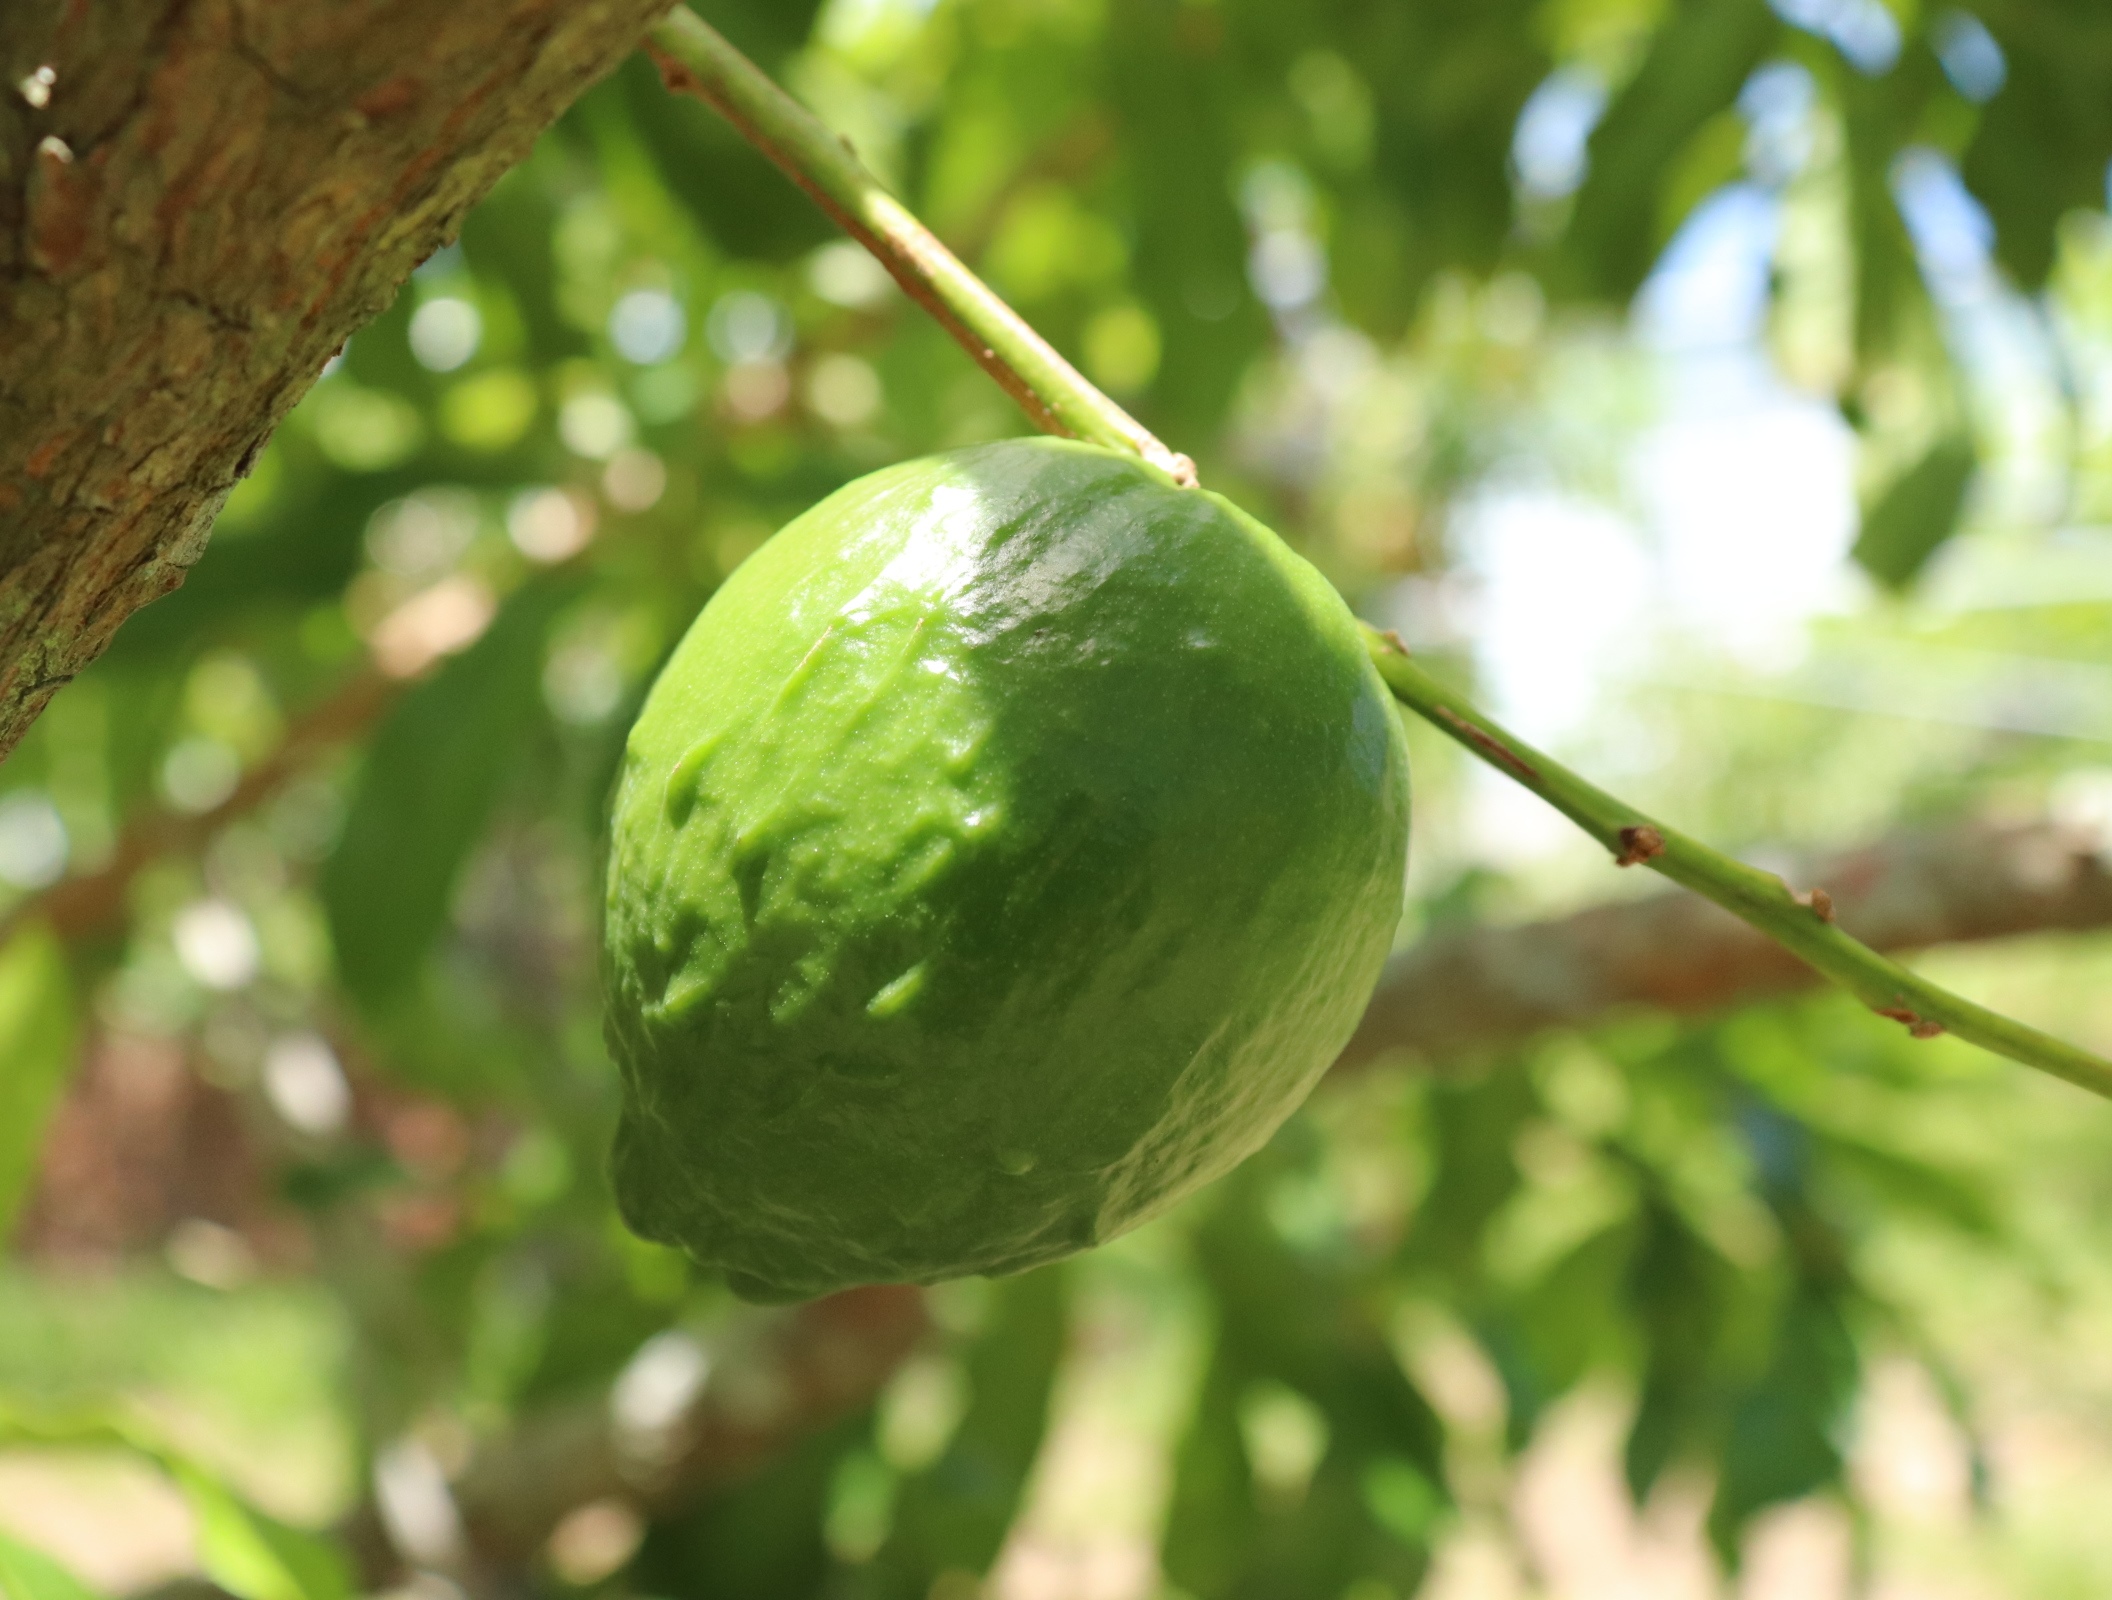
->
[603,437,1408,1301]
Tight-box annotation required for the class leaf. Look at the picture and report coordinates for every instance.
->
[1164,1151,1448,1600]
[169,1463,353,1600]
[1837,54,1942,371]
[1708,1286,1859,1555]
[1102,0,1272,438]
[1484,1218,1638,1449]
[874,1266,1069,1593]
[1654,110,1750,250]
[1563,0,1781,300]
[322,576,578,1005]
[1401,1067,1537,1279]
[0,923,76,1242]
[1165,1347,1441,1600]
[1960,4,2112,289]
[1619,1190,1757,1503]
[0,1414,349,1600]
[0,1532,103,1600]
[1851,434,1977,590]
[1162,1355,1258,1597]
[1820,1135,2001,1241]
[631,1414,868,1599]
[1316,0,1550,332]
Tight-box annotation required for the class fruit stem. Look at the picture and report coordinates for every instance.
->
[646,6,1198,489]
[646,8,2112,1100]
[1365,628,2112,1098]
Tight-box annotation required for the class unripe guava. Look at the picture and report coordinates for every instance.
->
[603,438,1407,1300]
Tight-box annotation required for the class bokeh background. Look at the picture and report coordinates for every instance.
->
[6,0,2112,1596]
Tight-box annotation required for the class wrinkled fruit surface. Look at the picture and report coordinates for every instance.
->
[603,438,1408,1300]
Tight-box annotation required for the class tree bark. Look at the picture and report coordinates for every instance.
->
[0,0,671,760]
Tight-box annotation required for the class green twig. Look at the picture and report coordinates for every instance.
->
[1367,633,2112,1098]
[645,6,2112,1099]
[646,6,1196,488]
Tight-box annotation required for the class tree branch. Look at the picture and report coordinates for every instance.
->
[346,1283,930,1580]
[0,0,673,760]
[0,666,396,950]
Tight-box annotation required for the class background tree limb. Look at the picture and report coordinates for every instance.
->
[1341,819,2112,1069]
[0,0,673,760]
[344,1284,930,1581]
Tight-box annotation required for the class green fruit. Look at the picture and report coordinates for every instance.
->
[603,438,1408,1301]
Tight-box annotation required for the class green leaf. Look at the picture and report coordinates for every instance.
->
[1162,1356,1258,1597]
[1295,0,1549,332]
[1654,110,1750,249]
[322,576,578,1005]
[632,1415,868,1598]
[1401,1068,1536,1279]
[1103,0,1272,438]
[0,923,76,1242]
[1619,1191,1757,1503]
[0,1532,103,1600]
[874,1266,1068,1594]
[1359,1456,1442,1547]
[1961,6,2112,289]
[1164,1149,1448,1600]
[1820,1135,2001,1241]
[168,1463,353,1600]
[1563,0,1780,300]
[1708,1287,1859,1555]
[0,1411,350,1600]
[1485,1219,1638,1448]
[1836,49,1945,371]
[1851,434,1977,591]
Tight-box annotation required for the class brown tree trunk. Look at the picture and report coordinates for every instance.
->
[0,0,671,759]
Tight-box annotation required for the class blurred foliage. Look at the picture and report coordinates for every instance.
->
[0,927,74,1238]
[0,1534,101,1600]
[0,1408,352,1600]
[7,0,2112,1595]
